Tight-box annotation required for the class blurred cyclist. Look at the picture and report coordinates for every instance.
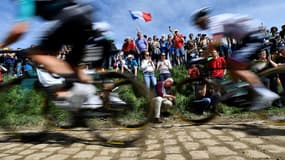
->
[0,0,96,83]
[191,8,279,111]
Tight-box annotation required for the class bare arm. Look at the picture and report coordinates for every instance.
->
[204,34,223,57]
[0,22,29,48]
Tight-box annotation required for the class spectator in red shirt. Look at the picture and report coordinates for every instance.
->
[208,49,226,80]
[188,63,200,78]
[169,27,185,66]
[122,37,137,58]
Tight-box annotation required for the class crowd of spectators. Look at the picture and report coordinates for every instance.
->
[112,24,285,121]
[0,45,70,83]
[2,24,285,123]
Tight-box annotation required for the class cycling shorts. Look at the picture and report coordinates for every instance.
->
[229,31,265,64]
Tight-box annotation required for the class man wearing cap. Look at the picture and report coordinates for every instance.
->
[125,54,138,78]
[152,77,176,123]
[169,26,185,66]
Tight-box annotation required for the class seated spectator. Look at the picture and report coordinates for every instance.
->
[157,52,172,81]
[207,49,226,80]
[188,63,200,78]
[125,54,139,78]
[190,83,219,115]
[152,77,176,123]
[114,55,126,73]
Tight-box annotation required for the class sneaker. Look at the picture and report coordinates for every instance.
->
[249,88,280,111]
[52,94,86,111]
[109,93,126,105]
[153,118,163,123]
[273,99,283,107]
[81,94,103,109]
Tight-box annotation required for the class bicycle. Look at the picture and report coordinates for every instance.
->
[0,33,154,146]
[175,56,285,124]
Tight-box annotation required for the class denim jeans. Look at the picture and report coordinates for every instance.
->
[16,62,22,77]
[159,73,171,81]
[143,72,157,89]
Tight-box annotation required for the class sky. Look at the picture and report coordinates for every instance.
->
[0,0,285,49]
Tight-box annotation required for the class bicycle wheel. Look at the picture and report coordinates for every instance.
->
[86,72,153,146]
[175,77,218,124]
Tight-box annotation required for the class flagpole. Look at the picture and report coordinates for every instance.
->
[129,10,142,33]
[135,22,142,33]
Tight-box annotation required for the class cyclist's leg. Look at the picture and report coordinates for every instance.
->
[27,7,93,83]
[228,35,279,110]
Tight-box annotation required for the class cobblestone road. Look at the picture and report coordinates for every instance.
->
[0,119,285,160]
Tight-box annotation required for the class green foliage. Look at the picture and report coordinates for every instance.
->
[171,65,189,82]
[0,85,46,128]
[1,65,285,129]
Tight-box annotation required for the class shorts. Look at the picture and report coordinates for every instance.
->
[229,32,265,64]
[175,47,185,57]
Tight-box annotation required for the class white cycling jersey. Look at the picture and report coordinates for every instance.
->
[209,13,261,40]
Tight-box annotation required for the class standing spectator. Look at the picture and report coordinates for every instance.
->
[122,37,137,58]
[157,52,172,81]
[141,52,157,90]
[135,32,148,65]
[185,33,198,63]
[169,27,185,66]
[166,34,175,65]
[147,37,153,56]
[279,25,285,39]
[152,77,176,123]
[207,49,227,80]
[219,37,232,58]
[195,33,202,48]
[198,34,209,51]
[152,35,161,64]
[270,26,279,38]
[159,34,168,56]
[276,35,285,49]
[4,52,16,76]
[125,54,139,78]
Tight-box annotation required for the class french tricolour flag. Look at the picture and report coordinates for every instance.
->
[129,10,152,22]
